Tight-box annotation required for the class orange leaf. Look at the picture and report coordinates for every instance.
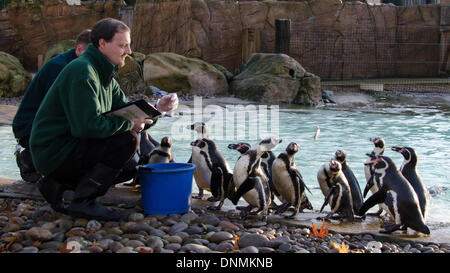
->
[233,235,240,250]
[60,242,76,253]
[330,241,349,253]
[139,248,153,253]
[311,218,329,238]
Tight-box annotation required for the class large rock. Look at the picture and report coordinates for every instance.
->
[114,54,147,95]
[230,53,321,105]
[43,40,76,64]
[0,51,31,97]
[142,52,228,95]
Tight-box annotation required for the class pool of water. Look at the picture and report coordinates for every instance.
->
[1,99,449,223]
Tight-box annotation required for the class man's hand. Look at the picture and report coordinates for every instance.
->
[131,118,153,133]
[156,93,179,113]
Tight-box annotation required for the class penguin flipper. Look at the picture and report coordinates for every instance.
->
[293,169,311,194]
[231,177,257,205]
[358,188,387,216]
[320,186,337,213]
[210,165,223,198]
[187,155,192,163]
[363,174,375,198]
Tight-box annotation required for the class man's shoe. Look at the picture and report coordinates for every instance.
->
[37,177,69,214]
[67,199,120,221]
[67,163,122,221]
[15,147,41,183]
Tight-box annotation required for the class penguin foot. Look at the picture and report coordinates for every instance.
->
[275,203,290,215]
[207,205,222,211]
[192,194,203,200]
[236,205,252,211]
[207,196,220,202]
[380,223,401,234]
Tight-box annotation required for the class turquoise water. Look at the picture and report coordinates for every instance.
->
[1,102,449,222]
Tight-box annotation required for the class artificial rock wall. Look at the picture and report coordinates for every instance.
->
[1,0,450,79]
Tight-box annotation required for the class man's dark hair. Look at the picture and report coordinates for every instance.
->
[90,18,130,48]
[76,29,91,46]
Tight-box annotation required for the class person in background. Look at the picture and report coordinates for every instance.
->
[12,29,92,183]
[30,18,178,221]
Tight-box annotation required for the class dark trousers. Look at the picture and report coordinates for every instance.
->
[48,131,140,188]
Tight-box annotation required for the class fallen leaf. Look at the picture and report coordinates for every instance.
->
[330,241,350,253]
[233,235,240,250]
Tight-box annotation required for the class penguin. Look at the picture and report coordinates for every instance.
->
[229,142,280,207]
[317,159,341,198]
[364,137,386,186]
[334,150,364,214]
[272,142,312,218]
[319,160,355,221]
[358,155,430,235]
[231,137,282,220]
[147,137,173,164]
[188,122,211,199]
[391,146,430,220]
[227,142,252,156]
[187,122,210,139]
[190,138,235,210]
[363,137,389,218]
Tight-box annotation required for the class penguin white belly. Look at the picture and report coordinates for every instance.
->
[233,157,251,187]
[272,164,295,204]
[192,153,211,191]
[317,165,331,197]
[364,163,371,183]
[243,188,264,207]
[385,190,401,224]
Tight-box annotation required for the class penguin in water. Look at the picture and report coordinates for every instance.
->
[188,122,211,200]
[147,137,174,164]
[391,146,430,220]
[272,142,312,218]
[334,150,364,214]
[231,137,282,220]
[319,160,355,221]
[363,137,389,218]
[358,155,430,235]
[190,138,235,210]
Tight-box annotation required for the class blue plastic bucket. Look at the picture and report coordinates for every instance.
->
[138,163,196,215]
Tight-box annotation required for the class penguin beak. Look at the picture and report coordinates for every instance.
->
[228,144,238,150]
[391,146,401,152]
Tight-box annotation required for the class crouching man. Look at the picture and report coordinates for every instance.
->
[30,18,178,221]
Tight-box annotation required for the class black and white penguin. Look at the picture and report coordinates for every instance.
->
[272,142,312,218]
[391,146,430,220]
[364,137,386,187]
[229,142,280,207]
[190,138,234,210]
[188,122,211,199]
[231,137,282,220]
[228,142,252,157]
[319,160,354,221]
[317,159,341,197]
[334,150,364,214]
[147,137,174,164]
[358,155,430,235]
[363,137,389,218]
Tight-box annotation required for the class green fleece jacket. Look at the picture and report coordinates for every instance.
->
[13,48,78,140]
[30,44,133,176]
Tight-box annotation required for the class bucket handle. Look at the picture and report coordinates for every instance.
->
[139,166,192,172]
